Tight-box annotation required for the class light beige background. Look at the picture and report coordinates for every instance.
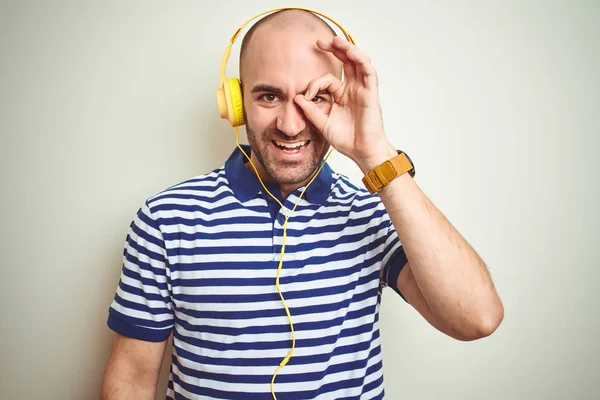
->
[1,0,598,399]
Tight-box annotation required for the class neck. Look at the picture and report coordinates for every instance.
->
[243,160,310,201]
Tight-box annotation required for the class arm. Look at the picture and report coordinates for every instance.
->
[101,333,168,400]
[366,154,503,341]
[294,36,503,342]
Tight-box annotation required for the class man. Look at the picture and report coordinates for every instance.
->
[102,9,503,400]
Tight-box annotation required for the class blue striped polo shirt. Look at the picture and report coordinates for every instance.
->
[107,145,408,399]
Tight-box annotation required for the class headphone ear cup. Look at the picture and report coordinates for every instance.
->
[226,78,245,126]
[218,78,244,126]
[216,84,229,121]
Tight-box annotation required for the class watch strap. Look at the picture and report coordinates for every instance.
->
[362,151,414,194]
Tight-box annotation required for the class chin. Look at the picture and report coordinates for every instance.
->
[268,165,313,185]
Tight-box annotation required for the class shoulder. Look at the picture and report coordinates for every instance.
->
[330,172,385,211]
[143,167,230,209]
[128,167,236,227]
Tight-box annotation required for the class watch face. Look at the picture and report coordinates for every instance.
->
[398,150,416,177]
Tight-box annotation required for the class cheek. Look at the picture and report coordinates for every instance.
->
[245,103,277,132]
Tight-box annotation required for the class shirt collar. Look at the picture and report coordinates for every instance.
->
[224,145,334,204]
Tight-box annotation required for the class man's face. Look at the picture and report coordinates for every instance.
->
[241,26,341,185]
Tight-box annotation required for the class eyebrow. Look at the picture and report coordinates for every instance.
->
[250,84,284,95]
[250,84,331,97]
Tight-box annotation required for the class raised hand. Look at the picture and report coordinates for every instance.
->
[294,36,397,172]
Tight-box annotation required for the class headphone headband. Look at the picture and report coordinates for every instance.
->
[219,7,355,84]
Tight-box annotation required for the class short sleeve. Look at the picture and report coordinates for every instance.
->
[380,211,409,301]
[107,201,174,342]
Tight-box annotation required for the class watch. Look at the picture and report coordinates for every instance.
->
[362,150,415,194]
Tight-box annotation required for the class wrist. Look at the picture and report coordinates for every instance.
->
[354,145,398,173]
[360,147,416,195]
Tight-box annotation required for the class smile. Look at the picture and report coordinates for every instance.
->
[272,140,310,152]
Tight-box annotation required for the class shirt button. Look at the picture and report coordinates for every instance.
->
[277,215,285,225]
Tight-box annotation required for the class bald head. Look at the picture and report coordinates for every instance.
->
[234,10,344,191]
[239,9,340,82]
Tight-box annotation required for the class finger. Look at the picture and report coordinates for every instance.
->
[294,94,328,133]
[330,36,362,57]
[304,73,345,104]
[316,39,356,80]
[345,48,378,89]
[317,38,350,62]
[330,37,378,88]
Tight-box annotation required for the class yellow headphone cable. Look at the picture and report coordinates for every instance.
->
[234,127,334,399]
[218,8,353,398]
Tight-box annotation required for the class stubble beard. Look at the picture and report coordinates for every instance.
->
[246,125,329,185]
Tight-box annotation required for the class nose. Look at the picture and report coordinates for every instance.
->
[276,101,307,137]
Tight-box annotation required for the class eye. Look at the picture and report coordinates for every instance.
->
[309,92,332,104]
[259,94,279,103]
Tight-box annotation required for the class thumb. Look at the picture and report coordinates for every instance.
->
[294,95,328,132]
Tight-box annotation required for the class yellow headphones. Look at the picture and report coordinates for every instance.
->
[216,7,355,399]
[216,6,355,127]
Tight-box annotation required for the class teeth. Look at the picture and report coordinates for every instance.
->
[274,140,309,150]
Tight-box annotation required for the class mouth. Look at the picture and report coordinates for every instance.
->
[272,140,311,154]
